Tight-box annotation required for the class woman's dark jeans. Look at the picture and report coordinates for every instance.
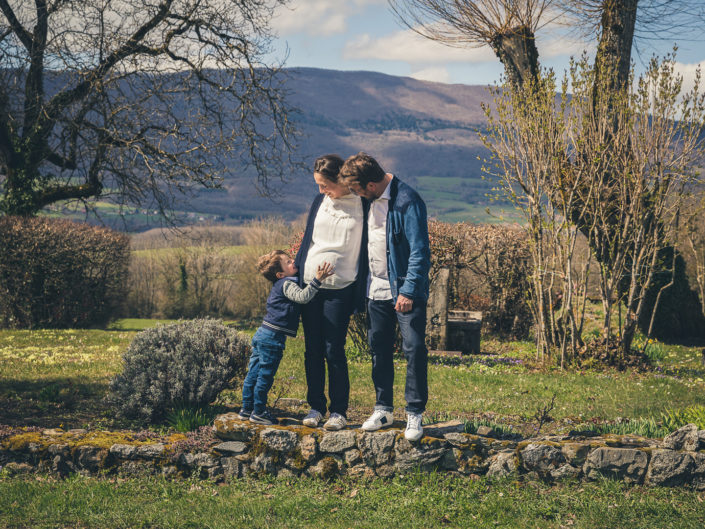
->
[301,284,354,417]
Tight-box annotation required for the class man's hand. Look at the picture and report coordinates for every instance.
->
[395,294,413,313]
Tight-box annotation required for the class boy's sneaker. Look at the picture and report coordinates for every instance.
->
[405,412,423,441]
[249,410,277,425]
[361,409,394,431]
[324,412,347,431]
[302,409,323,428]
[238,408,252,420]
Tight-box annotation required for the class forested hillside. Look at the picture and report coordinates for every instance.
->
[46,68,502,229]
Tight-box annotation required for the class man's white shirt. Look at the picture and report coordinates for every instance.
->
[367,176,393,301]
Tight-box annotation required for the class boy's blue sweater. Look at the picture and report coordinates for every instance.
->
[261,276,314,337]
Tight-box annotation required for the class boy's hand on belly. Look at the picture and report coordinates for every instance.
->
[316,262,335,281]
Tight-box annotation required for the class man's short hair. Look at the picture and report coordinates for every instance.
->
[340,152,386,188]
[314,154,344,183]
[258,250,288,283]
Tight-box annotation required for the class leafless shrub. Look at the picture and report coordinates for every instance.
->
[429,221,532,339]
[125,218,295,319]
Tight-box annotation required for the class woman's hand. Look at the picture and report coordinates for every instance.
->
[316,262,335,281]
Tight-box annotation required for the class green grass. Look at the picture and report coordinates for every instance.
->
[574,418,671,439]
[0,474,703,529]
[41,200,218,226]
[107,319,179,331]
[165,404,219,433]
[462,417,518,437]
[1,320,705,431]
[2,321,705,528]
[264,332,705,427]
[415,176,521,224]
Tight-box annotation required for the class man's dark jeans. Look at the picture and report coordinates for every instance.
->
[241,327,286,415]
[367,298,428,415]
[301,284,354,417]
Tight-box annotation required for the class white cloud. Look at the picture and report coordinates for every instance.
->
[272,0,384,37]
[674,61,705,93]
[410,66,451,83]
[536,8,596,58]
[343,29,496,64]
[538,33,595,59]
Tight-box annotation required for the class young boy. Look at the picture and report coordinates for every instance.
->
[240,250,334,425]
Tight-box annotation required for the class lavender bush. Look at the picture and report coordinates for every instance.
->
[110,319,249,422]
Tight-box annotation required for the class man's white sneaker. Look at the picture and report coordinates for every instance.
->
[405,413,423,441]
[324,412,347,431]
[302,409,323,427]
[361,409,394,431]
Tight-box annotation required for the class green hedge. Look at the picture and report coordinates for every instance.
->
[0,216,129,328]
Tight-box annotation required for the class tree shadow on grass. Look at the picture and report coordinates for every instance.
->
[0,377,115,429]
[0,378,240,431]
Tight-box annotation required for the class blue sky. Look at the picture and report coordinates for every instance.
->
[269,0,705,87]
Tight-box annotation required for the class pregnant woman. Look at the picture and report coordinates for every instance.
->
[294,154,368,431]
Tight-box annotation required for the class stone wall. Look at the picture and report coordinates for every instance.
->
[2,416,704,489]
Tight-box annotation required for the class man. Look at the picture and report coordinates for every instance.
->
[340,152,431,441]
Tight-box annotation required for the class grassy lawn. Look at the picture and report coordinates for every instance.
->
[1,474,703,529]
[415,176,521,224]
[2,321,705,528]
[1,320,704,432]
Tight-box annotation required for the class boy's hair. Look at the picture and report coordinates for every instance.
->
[258,250,289,283]
[339,152,386,188]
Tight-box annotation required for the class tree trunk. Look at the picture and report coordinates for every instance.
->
[1,166,39,217]
[594,0,639,98]
[490,25,540,89]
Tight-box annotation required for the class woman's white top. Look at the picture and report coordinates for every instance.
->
[303,194,363,289]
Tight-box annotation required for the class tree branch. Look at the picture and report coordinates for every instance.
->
[35,134,106,209]
[0,84,15,165]
[44,149,76,170]
[23,0,49,137]
[0,0,32,50]
[43,0,175,126]
[0,26,12,43]
[34,180,102,209]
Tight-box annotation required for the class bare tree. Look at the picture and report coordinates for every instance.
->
[481,67,597,365]
[391,0,705,343]
[391,1,704,91]
[0,0,297,218]
[389,0,554,88]
[483,54,705,361]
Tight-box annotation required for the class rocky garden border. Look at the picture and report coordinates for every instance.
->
[1,415,704,490]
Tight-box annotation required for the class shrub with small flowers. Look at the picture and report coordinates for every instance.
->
[110,319,249,423]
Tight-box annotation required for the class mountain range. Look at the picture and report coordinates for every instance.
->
[184,67,501,226]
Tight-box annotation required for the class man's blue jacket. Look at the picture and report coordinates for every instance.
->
[384,176,431,303]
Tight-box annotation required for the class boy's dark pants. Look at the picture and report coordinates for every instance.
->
[301,284,354,417]
[367,298,428,415]
[241,327,286,415]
